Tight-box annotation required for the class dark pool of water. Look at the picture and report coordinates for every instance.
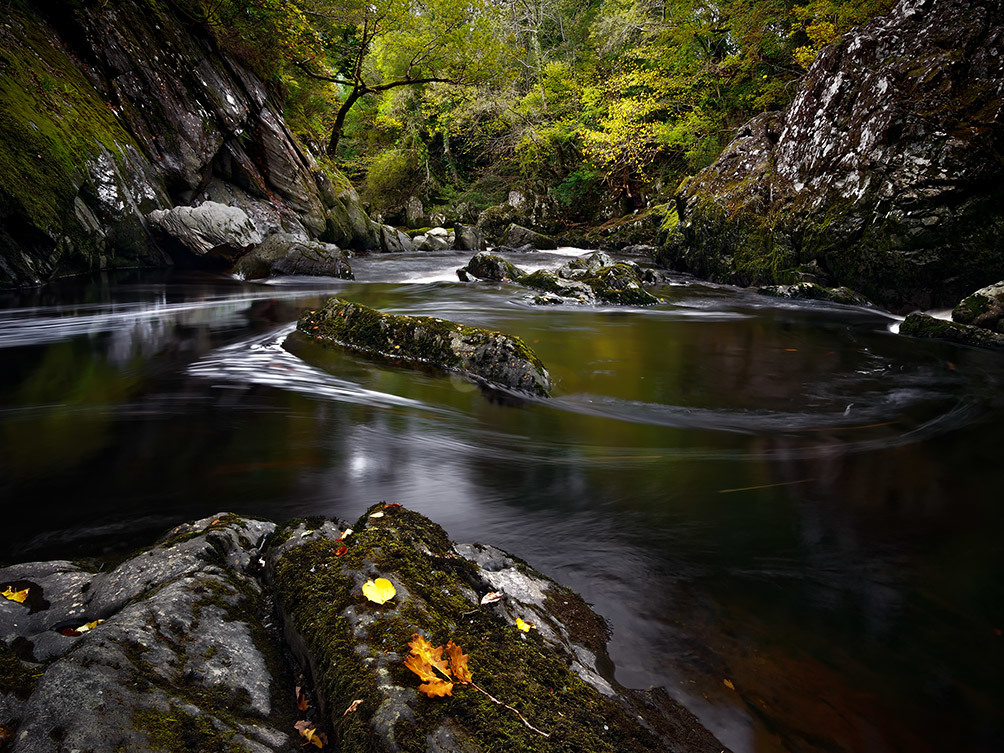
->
[1,249,1002,753]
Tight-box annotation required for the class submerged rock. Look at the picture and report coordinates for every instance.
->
[656,0,1004,311]
[952,281,1004,333]
[0,515,294,753]
[296,298,551,397]
[234,233,353,280]
[266,503,729,753]
[900,313,1004,352]
[757,282,872,307]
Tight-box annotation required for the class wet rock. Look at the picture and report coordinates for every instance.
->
[952,281,1004,332]
[454,224,487,252]
[405,197,425,229]
[0,515,295,753]
[380,225,414,253]
[234,233,353,280]
[900,312,1004,352]
[618,243,658,258]
[265,504,729,753]
[656,0,1004,311]
[524,252,659,305]
[147,202,264,262]
[458,252,525,282]
[500,224,557,251]
[757,282,872,307]
[417,234,451,252]
[296,298,551,397]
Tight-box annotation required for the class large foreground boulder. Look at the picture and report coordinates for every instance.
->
[295,298,551,397]
[656,0,1004,312]
[265,503,729,753]
[0,515,295,753]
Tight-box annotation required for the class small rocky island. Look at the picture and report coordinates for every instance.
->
[0,506,728,753]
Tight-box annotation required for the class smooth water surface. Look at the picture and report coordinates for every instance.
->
[1,248,1002,753]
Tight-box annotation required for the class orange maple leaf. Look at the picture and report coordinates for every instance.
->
[404,634,458,698]
[445,641,472,684]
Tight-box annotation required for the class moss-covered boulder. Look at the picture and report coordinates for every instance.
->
[265,504,728,753]
[757,282,873,307]
[899,313,1004,352]
[952,281,1004,332]
[457,252,525,282]
[296,298,551,397]
[0,514,297,753]
[234,233,354,280]
[655,0,1004,312]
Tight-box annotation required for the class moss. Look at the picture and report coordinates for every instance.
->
[900,313,1004,351]
[0,6,138,233]
[0,641,40,700]
[952,292,992,325]
[269,504,675,753]
[134,703,249,753]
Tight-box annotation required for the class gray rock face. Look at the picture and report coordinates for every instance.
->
[0,0,376,287]
[458,252,525,282]
[0,515,294,753]
[234,233,354,280]
[405,197,425,228]
[500,224,558,251]
[757,282,872,307]
[454,224,487,251]
[148,202,265,260]
[657,0,1004,312]
[416,234,450,252]
[296,298,551,397]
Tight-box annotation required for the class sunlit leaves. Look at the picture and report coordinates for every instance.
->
[1,586,28,604]
[403,634,473,698]
[516,617,535,633]
[362,577,396,605]
[294,720,327,748]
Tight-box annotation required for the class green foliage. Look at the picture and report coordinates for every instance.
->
[364,147,423,210]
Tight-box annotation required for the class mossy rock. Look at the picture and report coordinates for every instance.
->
[900,313,1004,351]
[952,281,1004,332]
[296,298,551,397]
[458,252,524,282]
[757,282,872,307]
[265,504,729,753]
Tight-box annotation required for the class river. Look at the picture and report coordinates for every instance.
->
[1,247,1002,753]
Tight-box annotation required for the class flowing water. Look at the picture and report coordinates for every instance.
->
[1,248,1002,753]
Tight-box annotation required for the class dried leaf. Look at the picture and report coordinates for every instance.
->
[418,678,454,697]
[1,586,28,604]
[61,628,81,637]
[516,617,535,633]
[294,720,326,748]
[368,511,385,519]
[445,641,472,683]
[480,591,503,605]
[333,545,348,557]
[723,679,735,691]
[383,503,402,510]
[339,528,353,540]
[77,619,104,634]
[296,686,309,711]
[343,699,363,715]
[362,578,396,605]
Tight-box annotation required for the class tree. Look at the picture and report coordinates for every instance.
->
[294,0,501,156]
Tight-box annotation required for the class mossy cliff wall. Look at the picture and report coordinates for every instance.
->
[0,0,370,287]
[656,0,1004,312]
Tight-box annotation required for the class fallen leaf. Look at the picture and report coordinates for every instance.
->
[0,726,11,747]
[445,641,472,683]
[723,679,735,691]
[73,619,104,634]
[296,685,309,711]
[383,503,402,509]
[516,617,535,633]
[404,634,454,698]
[343,699,363,715]
[1,586,29,604]
[333,545,348,557]
[418,678,454,697]
[368,511,385,519]
[480,591,503,605]
[294,720,326,748]
[61,628,81,637]
[362,578,396,605]
[339,528,353,540]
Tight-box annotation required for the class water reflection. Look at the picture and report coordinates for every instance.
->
[0,263,1002,753]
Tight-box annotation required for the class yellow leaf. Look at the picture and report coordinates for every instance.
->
[723,679,736,691]
[362,578,396,605]
[445,641,472,684]
[418,678,454,697]
[406,634,451,679]
[294,721,326,748]
[77,619,104,633]
[1,586,28,604]
[516,617,534,633]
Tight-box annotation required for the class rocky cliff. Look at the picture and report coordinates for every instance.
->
[656,0,1004,312]
[0,0,398,288]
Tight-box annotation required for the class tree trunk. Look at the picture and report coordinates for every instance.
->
[327,87,365,157]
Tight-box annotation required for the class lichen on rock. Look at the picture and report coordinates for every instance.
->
[296,298,551,397]
[234,233,353,280]
[757,282,873,307]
